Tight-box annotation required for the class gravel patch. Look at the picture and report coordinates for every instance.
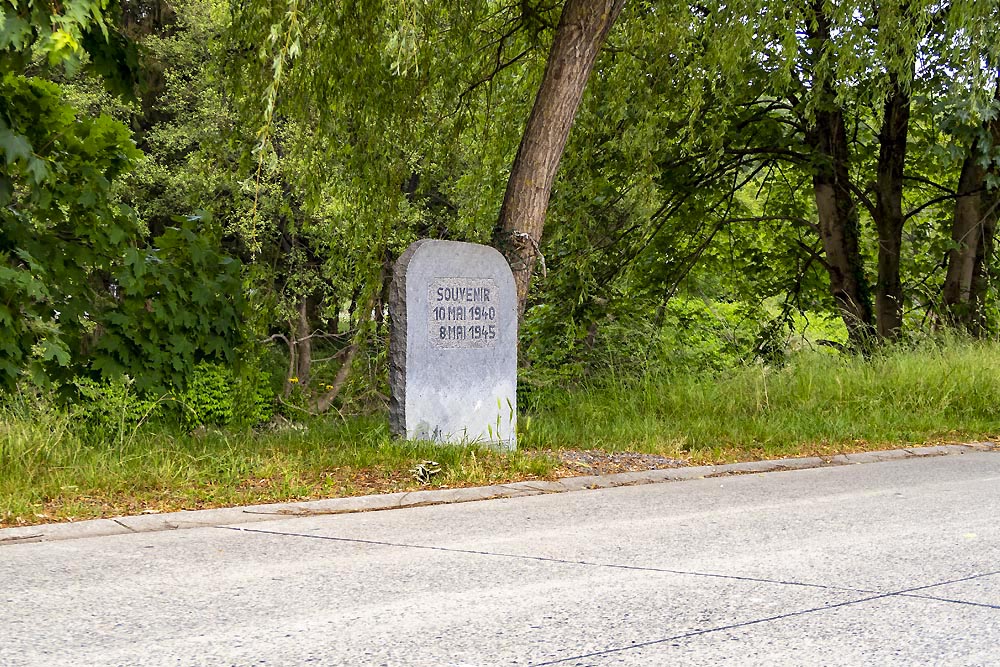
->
[547,449,687,476]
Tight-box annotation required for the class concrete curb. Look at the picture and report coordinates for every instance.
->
[2,442,995,546]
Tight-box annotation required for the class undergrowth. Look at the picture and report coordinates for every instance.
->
[520,338,1000,456]
[0,407,554,527]
[3,337,998,527]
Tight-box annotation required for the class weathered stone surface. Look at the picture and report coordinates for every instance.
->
[389,239,517,448]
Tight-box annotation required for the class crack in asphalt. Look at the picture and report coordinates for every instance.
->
[896,592,1000,611]
[221,525,999,665]
[111,519,136,533]
[527,571,1000,666]
[219,525,871,594]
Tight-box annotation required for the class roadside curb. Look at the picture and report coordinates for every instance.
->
[2,442,995,546]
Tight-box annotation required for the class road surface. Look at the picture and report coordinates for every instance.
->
[2,450,999,666]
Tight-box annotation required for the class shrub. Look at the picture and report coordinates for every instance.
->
[71,375,164,444]
[174,362,273,429]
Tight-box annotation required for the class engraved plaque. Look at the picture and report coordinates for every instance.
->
[427,278,499,349]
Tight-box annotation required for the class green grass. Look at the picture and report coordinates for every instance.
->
[520,339,1000,459]
[0,407,555,527]
[3,339,999,527]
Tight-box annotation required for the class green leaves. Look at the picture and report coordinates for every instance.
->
[94,216,246,393]
[0,125,30,163]
[1,1,139,95]
[174,361,273,429]
[0,72,141,388]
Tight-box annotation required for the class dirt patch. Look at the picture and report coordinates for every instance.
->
[545,449,687,477]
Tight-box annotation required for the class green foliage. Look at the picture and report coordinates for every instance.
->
[42,359,273,446]
[92,215,245,392]
[0,73,142,388]
[175,361,273,429]
[654,298,775,372]
[1,0,139,95]
[72,374,163,443]
[521,294,780,395]
[0,69,247,394]
[522,337,1000,454]
[117,0,246,237]
[3,0,1000,427]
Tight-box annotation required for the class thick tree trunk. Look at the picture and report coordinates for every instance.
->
[811,170,874,347]
[968,192,998,335]
[873,74,911,341]
[942,146,987,324]
[803,2,874,350]
[491,0,625,317]
[944,77,1000,331]
[807,108,875,348]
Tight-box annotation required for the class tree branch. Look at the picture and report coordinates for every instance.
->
[904,192,965,221]
[725,215,820,234]
[903,174,954,194]
[847,180,877,218]
[794,239,830,270]
[459,48,531,104]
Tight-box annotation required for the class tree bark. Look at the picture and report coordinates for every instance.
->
[491,0,625,318]
[803,2,875,350]
[310,340,359,414]
[943,75,1000,331]
[294,296,312,384]
[347,282,361,329]
[941,147,986,324]
[873,73,911,341]
[968,191,998,335]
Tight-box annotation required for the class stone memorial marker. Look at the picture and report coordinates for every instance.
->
[389,239,517,449]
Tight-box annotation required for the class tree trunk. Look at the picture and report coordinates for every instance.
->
[968,191,998,336]
[347,283,362,328]
[806,106,875,348]
[811,161,874,348]
[294,297,312,385]
[491,0,625,318]
[942,145,987,325]
[310,340,359,414]
[944,76,1000,330]
[803,2,874,350]
[310,290,376,414]
[873,73,911,341]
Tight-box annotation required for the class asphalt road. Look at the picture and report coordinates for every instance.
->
[2,450,999,666]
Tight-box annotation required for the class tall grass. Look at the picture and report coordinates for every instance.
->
[0,400,553,527]
[520,339,1000,458]
[4,339,999,527]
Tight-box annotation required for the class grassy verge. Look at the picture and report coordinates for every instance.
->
[522,340,1000,458]
[3,340,998,528]
[0,414,555,528]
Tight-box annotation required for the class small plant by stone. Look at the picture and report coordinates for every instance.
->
[410,460,442,483]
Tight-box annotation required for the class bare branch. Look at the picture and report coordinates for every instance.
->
[847,181,877,218]
[904,192,964,221]
[725,215,820,234]
[310,342,360,414]
[903,174,954,194]
[459,48,531,104]
[794,239,830,270]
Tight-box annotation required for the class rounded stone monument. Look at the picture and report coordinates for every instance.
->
[389,239,517,449]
